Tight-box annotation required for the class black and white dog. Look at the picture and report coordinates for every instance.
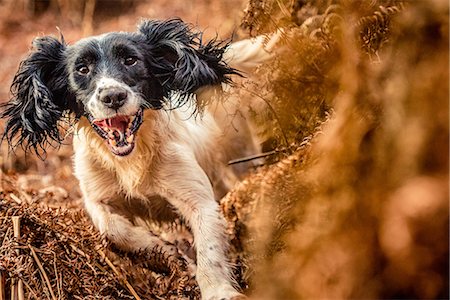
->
[1,19,275,299]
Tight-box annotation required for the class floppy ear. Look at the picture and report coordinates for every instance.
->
[1,35,78,156]
[137,18,240,108]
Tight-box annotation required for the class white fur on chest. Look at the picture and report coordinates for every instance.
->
[73,108,221,200]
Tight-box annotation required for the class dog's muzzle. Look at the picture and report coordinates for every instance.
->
[88,108,143,156]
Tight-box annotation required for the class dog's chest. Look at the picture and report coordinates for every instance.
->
[111,155,157,199]
[110,161,179,223]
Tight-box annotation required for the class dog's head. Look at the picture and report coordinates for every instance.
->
[1,18,237,157]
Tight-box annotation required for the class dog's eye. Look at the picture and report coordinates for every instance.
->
[124,57,138,66]
[76,65,90,75]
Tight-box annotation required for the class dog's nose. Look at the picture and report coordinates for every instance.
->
[99,88,128,110]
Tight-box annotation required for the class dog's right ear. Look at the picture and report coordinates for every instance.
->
[1,35,78,156]
[137,18,239,109]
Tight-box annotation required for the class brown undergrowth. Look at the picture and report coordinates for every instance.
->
[0,0,448,299]
[221,0,448,299]
[0,172,199,299]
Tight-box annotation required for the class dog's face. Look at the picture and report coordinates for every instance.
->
[1,19,236,156]
[65,33,162,156]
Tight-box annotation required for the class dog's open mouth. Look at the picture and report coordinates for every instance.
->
[89,109,143,156]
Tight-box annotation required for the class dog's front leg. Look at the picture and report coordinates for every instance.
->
[155,145,244,300]
[74,157,181,263]
[83,197,179,255]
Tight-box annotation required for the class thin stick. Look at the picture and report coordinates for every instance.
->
[97,249,142,300]
[10,278,15,300]
[52,253,62,300]
[1,228,10,248]
[69,243,89,259]
[10,219,17,300]
[28,246,57,300]
[228,149,280,165]
[17,282,23,300]
[0,271,5,300]
[20,279,39,300]
[12,217,24,300]
[9,194,22,205]
[12,217,21,248]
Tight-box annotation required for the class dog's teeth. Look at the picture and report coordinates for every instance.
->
[126,134,134,144]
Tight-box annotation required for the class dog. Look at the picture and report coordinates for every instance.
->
[1,18,275,299]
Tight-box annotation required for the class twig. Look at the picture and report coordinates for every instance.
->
[10,278,15,300]
[9,194,22,205]
[20,279,39,300]
[69,243,89,259]
[0,271,5,300]
[68,243,98,274]
[12,217,24,300]
[1,228,10,248]
[228,149,280,165]
[52,252,62,300]
[28,246,57,300]
[97,249,142,300]
[12,217,20,254]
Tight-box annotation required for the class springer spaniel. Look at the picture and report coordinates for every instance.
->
[1,19,275,299]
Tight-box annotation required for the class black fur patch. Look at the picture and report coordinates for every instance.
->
[137,18,240,108]
[1,36,79,156]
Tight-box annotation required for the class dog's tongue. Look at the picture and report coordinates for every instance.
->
[97,116,129,132]
[90,111,142,156]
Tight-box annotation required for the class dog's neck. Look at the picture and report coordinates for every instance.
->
[75,110,164,196]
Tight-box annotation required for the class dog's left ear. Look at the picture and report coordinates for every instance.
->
[1,35,78,156]
[137,18,239,107]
